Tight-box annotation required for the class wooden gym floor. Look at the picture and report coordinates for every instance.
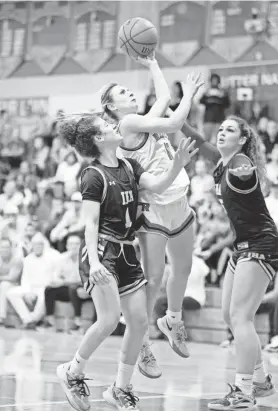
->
[0,328,278,411]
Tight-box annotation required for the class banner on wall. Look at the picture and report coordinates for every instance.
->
[0,97,49,141]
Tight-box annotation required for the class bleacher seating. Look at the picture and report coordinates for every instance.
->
[5,287,270,345]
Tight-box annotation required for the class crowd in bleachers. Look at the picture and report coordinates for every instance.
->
[0,80,278,351]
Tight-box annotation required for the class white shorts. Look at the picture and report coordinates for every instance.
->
[136,196,195,238]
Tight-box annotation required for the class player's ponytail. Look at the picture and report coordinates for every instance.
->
[228,115,267,191]
[100,83,119,123]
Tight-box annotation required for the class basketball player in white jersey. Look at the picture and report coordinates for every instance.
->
[101,54,203,378]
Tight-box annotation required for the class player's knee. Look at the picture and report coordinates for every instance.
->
[127,312,148,335]
[230,306,252,328]
[147,275,163,292]
[98,312,121,335]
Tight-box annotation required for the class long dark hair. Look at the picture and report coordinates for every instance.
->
[228,115,267,189]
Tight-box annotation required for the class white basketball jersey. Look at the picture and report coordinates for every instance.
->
[118,132,189,205]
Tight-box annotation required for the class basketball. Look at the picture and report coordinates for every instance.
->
[118,17,158,59]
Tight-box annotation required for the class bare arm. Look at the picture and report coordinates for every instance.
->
[121,73,204,135]
[166,108,220,165]
[83,200,100,267]
[140,56,170,118]
[139,138,198,194]
[1,259,23,283]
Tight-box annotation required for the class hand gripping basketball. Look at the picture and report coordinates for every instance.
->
[173,137,199,169]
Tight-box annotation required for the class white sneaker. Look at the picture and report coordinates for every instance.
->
[57,362,90,411]
[253,374,276,397]
[103,383,139,410]
[138,342,162,379]
[157,316,189,358]
[208,385,256,410]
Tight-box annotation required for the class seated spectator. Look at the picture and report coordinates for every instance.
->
[195,212,233,283]
[17,222,37,257]
[0,238,23,325]
[152,254,210,338]
[54,151,81,198]
[266,144,278,185]
[44,198,66,239]
[35,188,54,233]
[50,192,84,251]
[1,127,25,169]
[0,180,24,214]
[32,136,50,178]
[44,235,92,330]
[0,205,24,247]
[6,233,60,329]
[190,158,215,205]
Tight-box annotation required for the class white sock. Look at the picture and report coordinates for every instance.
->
[166,310,182,324]
[235,373,253,395]
[253,361,267,383]
[143,329,149,345]
[115,362,135,389]
[70,352,87,374]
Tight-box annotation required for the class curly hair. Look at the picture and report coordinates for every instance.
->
[228,115,267,189]
[57,114,101,158]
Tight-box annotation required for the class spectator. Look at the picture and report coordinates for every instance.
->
[169,81,183,111]
[54,151,81,198]
[0,205,24,247]
[50,192,84,251]
[32,136,50,178]
[266,144,278,185]
[142,81,156,115]
[199,73,230,144]
[190,159,215,205]
[0,238,23,325]
[35,188,54,233]
[17,222,37,257]
[6,232,60,329]
[263,120,278,158]
[0,180,24,213]
[44,235,92,330]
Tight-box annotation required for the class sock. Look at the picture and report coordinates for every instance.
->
[115,362,135,389]
[70,352,87,374]
[253,361,267,383]
[235,373,253,395]
[143,329,149,345]
[166,310,182,324]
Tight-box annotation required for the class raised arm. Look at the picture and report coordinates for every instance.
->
[121,73,204,135]
[166,108,221,165]
[135,53,170,118]
[139,137,198,193]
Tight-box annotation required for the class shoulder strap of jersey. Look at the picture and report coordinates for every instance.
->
[121,158,134,176]
[81,165,108,204]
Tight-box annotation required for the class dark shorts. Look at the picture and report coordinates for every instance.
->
[228,249,278,281]
[79,238,147,297]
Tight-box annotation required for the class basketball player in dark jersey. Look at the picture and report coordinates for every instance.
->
[176,115,277,410]
[55,113,197,411]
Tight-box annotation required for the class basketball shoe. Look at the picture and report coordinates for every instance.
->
[208,384,256,410]
[253,374,276,397]
[138,342,162,379]
[103,383,139,410]
[57,362,90,411]
[157,316,189,358]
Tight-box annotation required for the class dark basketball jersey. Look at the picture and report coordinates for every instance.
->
[213,155,278,253]
[80,158,144,242]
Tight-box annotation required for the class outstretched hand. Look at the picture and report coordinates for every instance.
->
[182,72,204,97]
[229,164,257,177]
[173,137,199,169]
